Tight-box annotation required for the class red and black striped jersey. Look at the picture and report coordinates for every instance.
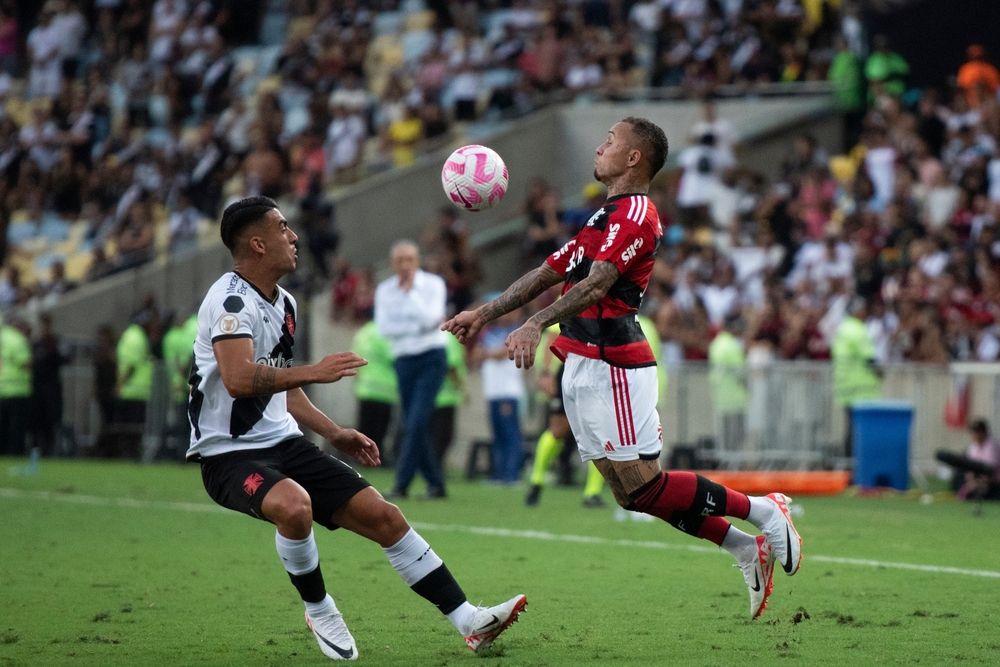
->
[545,193,662,368]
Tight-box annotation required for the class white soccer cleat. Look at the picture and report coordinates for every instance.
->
[736,535,775,619]
[761,492,802,575]
[306,609,358,660]
[463,594,527,654]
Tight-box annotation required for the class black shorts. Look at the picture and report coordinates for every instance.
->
[199,436,371,530]
[548,365,566,416]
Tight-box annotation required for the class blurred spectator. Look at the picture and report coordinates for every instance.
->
[472,306,525,485]
[31,313,70,456]
[108,315,152,458]
[431,332,466,469]
[864,34,908,100]
[832,298,880,457]
[0,3,18,76]
[956,419,1000,501]
[27,3,61,100]
[168,189,201,257]
[160,311,196,459]
[523,178,562,267]
[350,319,398,459]
[92,324,117,449]
[957,45,1000,109]
[0,319,32,456]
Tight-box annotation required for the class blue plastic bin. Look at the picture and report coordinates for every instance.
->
[851,400,913,490]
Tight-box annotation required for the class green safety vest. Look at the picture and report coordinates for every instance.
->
[351,321,398,404]
[708,331,747,414]
[829,50,863,112]
[0,326,32,398]
[435,332,466,408]
[117,324,153,402]
[865,52,909,98]
[831,316,881,406]
[163,316,197,403]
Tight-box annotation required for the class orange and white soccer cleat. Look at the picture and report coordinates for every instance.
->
[762,492,803,575]
[736,535,775,618]
[463,594,527,654]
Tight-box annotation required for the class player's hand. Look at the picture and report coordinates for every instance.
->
[312,352,367,384]
[328,427,381,467]
[442,310,484,345]
[505,322,541,369]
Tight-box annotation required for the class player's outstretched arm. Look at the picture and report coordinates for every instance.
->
[505,260,620,369]
[442,263,563,344]
[286,387,380,466]
[214,337,367,398]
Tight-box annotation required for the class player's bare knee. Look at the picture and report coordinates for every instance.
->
[373,500,409,546]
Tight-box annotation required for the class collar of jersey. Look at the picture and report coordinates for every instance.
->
[233,271,279,306]
[604,192,648,204]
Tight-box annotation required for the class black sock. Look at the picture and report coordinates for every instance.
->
[288,565,327,603]
[410,564,467,614]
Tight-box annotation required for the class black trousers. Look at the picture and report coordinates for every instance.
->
[430,405,456,467]
[357,400,393,459]
[0,396,31,456]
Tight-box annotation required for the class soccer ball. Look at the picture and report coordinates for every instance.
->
[441,145,509,211]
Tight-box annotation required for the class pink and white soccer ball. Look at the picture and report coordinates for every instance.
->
[441,145,508,211]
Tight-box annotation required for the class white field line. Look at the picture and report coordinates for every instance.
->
[3,487,999,579]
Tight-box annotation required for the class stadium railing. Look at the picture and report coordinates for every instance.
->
[54,355,994,481]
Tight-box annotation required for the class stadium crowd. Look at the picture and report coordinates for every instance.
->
[0,0,852,304]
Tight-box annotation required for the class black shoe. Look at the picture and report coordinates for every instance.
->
[383,488,407,500]
[582,495,606,508]
[425,486,447,499]
[525,484,542,507]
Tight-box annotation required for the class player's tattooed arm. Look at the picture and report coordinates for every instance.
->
[251,364,276,395]
[477,263,563,323]
[444,263,563,344]
[527,260,620,330]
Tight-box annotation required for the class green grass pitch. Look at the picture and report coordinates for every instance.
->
[1,458,999,667]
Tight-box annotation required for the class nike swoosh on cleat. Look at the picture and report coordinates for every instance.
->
[473,615,500,633]
[783,525,794,573]
[751,570,761,592]
[315,632,355,659]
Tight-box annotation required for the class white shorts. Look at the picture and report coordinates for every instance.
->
[561,354,662,462]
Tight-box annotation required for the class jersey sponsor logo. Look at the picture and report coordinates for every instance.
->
[243,472,264,495]
[227,274,248,295]
[600,223,621,252]
[604,441,615,452]
[620,237,643,264]
[585,208,605,227]
[256,352,293,368]
[285,313,296,337]
[552,239,577,260]
[218,314,240,334]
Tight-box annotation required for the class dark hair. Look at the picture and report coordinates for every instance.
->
[970,419,989,435]
[620,116,669,179]
[220,196,278,252]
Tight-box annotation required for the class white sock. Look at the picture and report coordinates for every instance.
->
[720,525,757,559]
[305,594,338,618]
[275,529,320,575]
[745,496,775,529]
[382,528,443,586]
[446,602,479,635]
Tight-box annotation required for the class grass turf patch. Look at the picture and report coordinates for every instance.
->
[1,458,999,666]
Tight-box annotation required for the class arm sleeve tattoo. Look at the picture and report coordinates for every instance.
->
[476,263,563,323]
[251,364,277,395]
[527,260,620,330]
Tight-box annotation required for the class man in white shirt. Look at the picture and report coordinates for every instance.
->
[375,241,450,499]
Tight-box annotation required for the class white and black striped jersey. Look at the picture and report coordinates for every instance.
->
[186,272,302,460]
